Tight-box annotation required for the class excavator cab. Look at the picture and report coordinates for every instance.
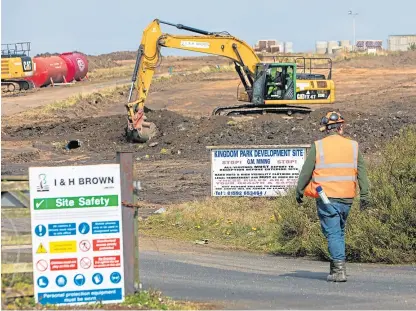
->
[247,59,334,110]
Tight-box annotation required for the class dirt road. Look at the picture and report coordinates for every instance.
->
[2,233,415,310]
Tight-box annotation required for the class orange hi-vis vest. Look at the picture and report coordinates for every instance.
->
[304,134,358,199]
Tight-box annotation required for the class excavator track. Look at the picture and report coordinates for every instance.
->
[212,104,313,116]
[1,80,34,94]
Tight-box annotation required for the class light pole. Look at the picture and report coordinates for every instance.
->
[348,10,358,51]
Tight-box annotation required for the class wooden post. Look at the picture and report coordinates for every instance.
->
[117,152,136,295]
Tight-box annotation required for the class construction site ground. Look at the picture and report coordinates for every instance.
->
[2,53,416,206]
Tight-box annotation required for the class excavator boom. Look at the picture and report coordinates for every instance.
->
[125,19,262,143]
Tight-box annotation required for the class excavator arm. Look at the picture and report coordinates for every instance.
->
[125,19,261,143]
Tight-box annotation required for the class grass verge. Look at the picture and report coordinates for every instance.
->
[41,85,128,113]
[87,63,235,82]
[88,65,134,81]
[141,126,416,264]
[1,273,213,310]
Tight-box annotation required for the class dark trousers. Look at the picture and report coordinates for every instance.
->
[316,199,352,261]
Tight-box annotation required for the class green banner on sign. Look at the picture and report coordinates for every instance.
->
[33,195,119,210]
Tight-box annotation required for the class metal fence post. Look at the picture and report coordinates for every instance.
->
[117,152,136,295]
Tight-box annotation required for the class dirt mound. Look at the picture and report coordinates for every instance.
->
[336,51,416,68]
[93,51,139,61]
[87,56,121,71]
[4,99,415,165]
[86,51,230,71]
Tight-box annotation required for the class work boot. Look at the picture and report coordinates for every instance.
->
[329,260,335,275]
[327,260,347,282]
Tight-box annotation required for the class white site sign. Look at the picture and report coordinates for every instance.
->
[209,145,309,196]
[29,164,124,305]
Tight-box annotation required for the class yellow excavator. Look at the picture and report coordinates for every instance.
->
[1,42,35,93]
[125,19,335,143]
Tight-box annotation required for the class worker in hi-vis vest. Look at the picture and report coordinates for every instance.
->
[296,111,370,282]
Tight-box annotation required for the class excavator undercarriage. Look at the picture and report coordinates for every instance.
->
[212,104,312,116]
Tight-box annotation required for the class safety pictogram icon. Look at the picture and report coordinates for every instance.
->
[37,276,49,288]
[55,275,67,287]
[80,257,91,269]
[92,273,103,285]
[36,259,48,272]
[74,274,86,286]
[35,224,47,237]
[36,243,48,254]
[110,272,121,284]
[78,222,90,234]
[79,240,91,252]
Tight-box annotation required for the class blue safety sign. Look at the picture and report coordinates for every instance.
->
[78,222,90,234]
[35,224,47,237]
[37,288,122,305]
[55,275,67,287]
[110,272,121,284]
[48,223,76,236]
[92,273,103,285]
[92,221,119,234]
[37,276,49,288]
[74,274,86,286]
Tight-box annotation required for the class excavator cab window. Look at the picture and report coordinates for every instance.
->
[264,63,296,100]
[252,64,267,105]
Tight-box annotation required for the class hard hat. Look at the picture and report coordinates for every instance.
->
[319,111,345,131]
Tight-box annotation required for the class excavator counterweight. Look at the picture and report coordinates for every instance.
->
[125,19,335,143]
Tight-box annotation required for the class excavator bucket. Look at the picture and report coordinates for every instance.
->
[125,121,157,143]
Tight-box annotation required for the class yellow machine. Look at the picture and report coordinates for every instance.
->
[125,19,335,143]
[1,42,34,92]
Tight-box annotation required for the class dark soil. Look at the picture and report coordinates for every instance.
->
[3,99,415,164]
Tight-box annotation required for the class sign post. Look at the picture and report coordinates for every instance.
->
[207,144,310,197]
[29,163,126,305]
[116,151,139,294]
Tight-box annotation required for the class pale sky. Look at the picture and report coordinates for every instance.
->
[2,0,415,56]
